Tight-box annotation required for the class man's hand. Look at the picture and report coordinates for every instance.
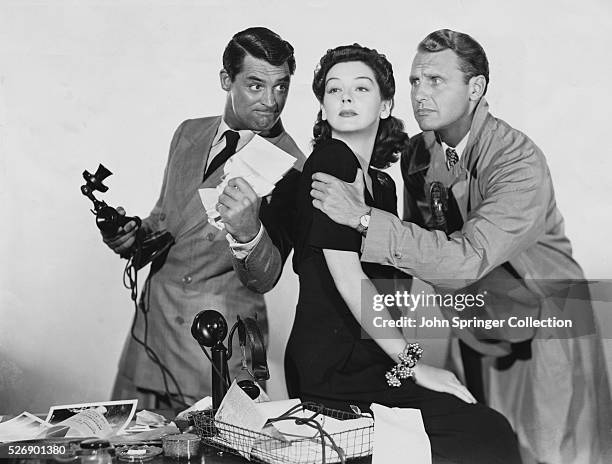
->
[101,206,139,256]
[311,168,369,228]
[217,177,262,243]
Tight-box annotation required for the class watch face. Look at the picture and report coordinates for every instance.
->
[360,214,370,227]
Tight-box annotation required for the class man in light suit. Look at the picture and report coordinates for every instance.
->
[102,27,305,407]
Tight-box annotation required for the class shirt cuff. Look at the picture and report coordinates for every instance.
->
[226,223,264,259]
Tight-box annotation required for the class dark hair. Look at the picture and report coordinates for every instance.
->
[222,27,296,80]
[418,29,489,95]
[311,44,409,169]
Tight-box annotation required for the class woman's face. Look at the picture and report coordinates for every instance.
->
[322,60,390,136]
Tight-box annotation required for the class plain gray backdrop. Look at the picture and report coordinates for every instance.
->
[1,0,611,414]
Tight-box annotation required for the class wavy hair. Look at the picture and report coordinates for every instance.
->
[418,29,489,95]
[311,44,409,169]
[223,27,296,80]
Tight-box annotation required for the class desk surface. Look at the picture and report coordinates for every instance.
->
[0,440,372,463]
[0,440,248,463]
[0,410,372,464]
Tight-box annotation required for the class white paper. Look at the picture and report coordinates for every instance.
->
[0,412,52,442]
[215,380,269,458]
[176,396,213,420]
[111,424,181,445]
[371,403,431,464]
[56,408,113,438]
[199,134,297,229]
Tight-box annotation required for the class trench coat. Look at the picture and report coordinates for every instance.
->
[362,98,612,463]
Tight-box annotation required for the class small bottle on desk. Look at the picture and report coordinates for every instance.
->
[76,439,114,464]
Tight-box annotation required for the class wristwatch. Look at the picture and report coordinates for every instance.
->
[356,208,371,236]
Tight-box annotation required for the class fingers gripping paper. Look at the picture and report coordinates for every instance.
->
[199,134,297,230]
[371,403,431,464]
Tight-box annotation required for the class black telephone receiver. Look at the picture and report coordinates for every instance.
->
[191,310,269,409]
[81,164,174,270]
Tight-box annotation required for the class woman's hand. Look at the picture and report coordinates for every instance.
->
[412,364,477,404]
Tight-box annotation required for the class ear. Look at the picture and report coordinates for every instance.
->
[321,105,327,121]
[220,69,232,92]
[468,75,486,101]
[380,99,392,119]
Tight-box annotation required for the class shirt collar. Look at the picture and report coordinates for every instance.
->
[212,118,256,151]
[441,131,470,161]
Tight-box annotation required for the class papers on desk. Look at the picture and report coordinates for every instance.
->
[0,412,52,442]
[199,134,297,230]
[45,400,137,438]
[0,400,138,442]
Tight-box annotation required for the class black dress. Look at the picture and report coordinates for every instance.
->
[285,139,521,464]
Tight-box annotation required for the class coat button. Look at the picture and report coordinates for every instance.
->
[182,275,192,284]
[175,316,185,325]
[206,233,215,241]
[159,213,166,221]
[393,251,402,259]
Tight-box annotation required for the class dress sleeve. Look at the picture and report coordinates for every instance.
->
[308,140,363,252]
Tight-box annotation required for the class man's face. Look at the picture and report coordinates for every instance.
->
[409,49,477,143]
[221,54,291,132]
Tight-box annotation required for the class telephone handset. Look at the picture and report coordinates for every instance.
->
[81,164,174,270]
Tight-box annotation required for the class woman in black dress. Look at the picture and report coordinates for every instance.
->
[284,45,521,463]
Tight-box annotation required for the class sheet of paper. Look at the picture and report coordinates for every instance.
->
[227,134,297,187]
[215,380,269,458]
[199,134,297,230]
[0,412,51,442]
[56,408,113,438]
[177,396,213,420]
[110,424,181,445]
[371,403,431,464]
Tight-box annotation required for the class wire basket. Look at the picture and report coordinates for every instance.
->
[191,403,373,464]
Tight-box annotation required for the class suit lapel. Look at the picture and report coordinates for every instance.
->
[173,117,221,237]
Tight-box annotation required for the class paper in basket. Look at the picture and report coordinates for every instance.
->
[214,381,269,458]
[199,134,297,230]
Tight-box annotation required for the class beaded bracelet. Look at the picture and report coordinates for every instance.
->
[385,342,424,387]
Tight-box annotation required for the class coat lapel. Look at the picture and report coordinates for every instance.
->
[173,117,220,237]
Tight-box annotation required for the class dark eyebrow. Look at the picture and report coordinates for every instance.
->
[245,75,291,85]
[325,76,374,85]
[245,76,265,83]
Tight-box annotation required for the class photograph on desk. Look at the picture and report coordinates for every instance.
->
[1,1,612,464]
[45,400,137,438]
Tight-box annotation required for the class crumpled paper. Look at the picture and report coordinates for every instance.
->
[199,134,297,230]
